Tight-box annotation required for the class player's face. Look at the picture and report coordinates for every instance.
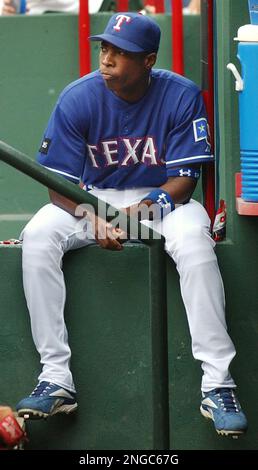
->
[99,42,156,102]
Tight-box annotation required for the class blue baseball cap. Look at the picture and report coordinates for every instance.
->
[89,12,161,53]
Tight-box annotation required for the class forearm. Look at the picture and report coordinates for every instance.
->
[49,189,80,217]
[159,175,197,205]
[126,175,198,220]
[139,176,198,209]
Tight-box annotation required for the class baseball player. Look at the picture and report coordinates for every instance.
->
[16,13,247,436]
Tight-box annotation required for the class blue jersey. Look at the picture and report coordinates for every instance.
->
[37,69,214,189]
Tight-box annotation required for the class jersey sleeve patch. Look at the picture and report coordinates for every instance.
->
[193,118,211,152]
[39,138,51,155]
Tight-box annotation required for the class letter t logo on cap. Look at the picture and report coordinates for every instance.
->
[113,15,132,31]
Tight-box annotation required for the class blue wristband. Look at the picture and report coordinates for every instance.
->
[20,0,27,13]
[141,189,175,219]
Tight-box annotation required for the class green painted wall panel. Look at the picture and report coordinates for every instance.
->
[0,244,168,450]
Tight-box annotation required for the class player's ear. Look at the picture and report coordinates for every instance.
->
[145,53,157,70]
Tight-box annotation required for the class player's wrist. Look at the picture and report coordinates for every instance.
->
[140,189,175,219]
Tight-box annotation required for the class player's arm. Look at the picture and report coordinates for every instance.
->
[151,167,199,204]
[127,164,200,220]
[49,189,80,217]
[49,189,124,251]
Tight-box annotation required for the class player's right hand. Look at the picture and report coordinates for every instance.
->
[90,214,126,251]
[2,0,16,15]
[2,0,29,15]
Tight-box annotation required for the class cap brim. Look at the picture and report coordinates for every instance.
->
[89,33,145,53]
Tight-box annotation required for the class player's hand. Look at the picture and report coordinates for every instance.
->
[89,213,126,251]
[2,0,16,14]
[2,0,29,14]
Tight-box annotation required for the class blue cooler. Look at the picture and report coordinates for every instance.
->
[248,1,258,25]
[228,24,258,202]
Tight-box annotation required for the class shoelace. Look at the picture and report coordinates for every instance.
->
[30,382,55,397]
[214,388,240,413]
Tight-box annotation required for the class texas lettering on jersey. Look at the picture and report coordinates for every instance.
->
[87,136,160,168]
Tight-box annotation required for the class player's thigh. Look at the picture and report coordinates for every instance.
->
[20,203,94,250]
[143,199,214,251]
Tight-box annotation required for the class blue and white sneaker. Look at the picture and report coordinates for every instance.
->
[16,381,78,419]
[200,388,248,436]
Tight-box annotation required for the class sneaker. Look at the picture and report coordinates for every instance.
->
[200,388,248,436]
[16,381,78,419]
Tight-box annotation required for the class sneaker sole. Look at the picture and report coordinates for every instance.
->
[17,403,78,420]
[200,406,246,436]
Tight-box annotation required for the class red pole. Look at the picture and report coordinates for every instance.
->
[201,0,215,224]
[79,0,91,77]
[171,0,184,75]
[202,1,214,144]
[117,0,129,10]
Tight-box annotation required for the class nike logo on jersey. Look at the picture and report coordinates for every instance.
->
[87,137,160,169]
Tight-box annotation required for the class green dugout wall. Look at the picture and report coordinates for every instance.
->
[1,3,258,450]
[0,243,169,450]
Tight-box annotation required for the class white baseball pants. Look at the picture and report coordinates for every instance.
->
[21,187,236,393]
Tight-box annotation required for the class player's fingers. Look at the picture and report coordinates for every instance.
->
[96,236,123,251]
[107,227,126,246]
[94,220,124,250]
[2,6,16,14]
[107,239,123,250]
[111,227,127,240]
[102,229,123,249]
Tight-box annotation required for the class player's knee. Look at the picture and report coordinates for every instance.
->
[21,222,58,252]
[177,224,213,247]
[167,224,216,263]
